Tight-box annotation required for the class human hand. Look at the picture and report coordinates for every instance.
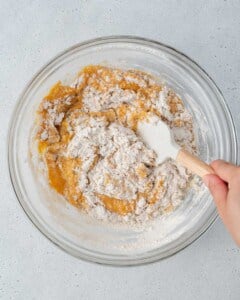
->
[203,160,240,246]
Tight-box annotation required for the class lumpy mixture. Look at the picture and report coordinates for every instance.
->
[34,65,197,223]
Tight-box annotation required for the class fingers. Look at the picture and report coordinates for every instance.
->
[205,161,240,247]
[210,160,239,183]
[203,174,228,217]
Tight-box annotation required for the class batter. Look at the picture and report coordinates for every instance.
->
[35,65,196,223]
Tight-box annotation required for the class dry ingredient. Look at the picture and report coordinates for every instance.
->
[34,65,197,223]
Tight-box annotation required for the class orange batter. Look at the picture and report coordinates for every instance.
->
[36,65,185,216]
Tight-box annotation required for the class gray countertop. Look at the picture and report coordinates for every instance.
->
[1,1,240,299]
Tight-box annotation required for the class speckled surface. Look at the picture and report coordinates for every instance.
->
[1,1,240,299]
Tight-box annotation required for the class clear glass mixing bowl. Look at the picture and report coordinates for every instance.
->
[8,36,238,265]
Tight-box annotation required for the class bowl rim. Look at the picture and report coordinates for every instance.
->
[8,35,238,266]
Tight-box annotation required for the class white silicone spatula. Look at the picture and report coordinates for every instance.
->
[138,116,214,178]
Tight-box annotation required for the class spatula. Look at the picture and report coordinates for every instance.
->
[137,116,214,178]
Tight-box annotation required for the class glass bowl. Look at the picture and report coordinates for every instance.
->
[8,36,238,265]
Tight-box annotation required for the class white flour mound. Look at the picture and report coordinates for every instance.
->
[68,117,155,200]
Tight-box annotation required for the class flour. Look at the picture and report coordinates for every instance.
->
[40,130,48,140]
[82,86,136,112]
[155,87,173,120]
[67,118,155,201]
[35,65,198,224]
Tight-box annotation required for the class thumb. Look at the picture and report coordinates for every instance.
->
[203,174,228,217]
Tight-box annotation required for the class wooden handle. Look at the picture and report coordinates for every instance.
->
[176,149,215,178]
